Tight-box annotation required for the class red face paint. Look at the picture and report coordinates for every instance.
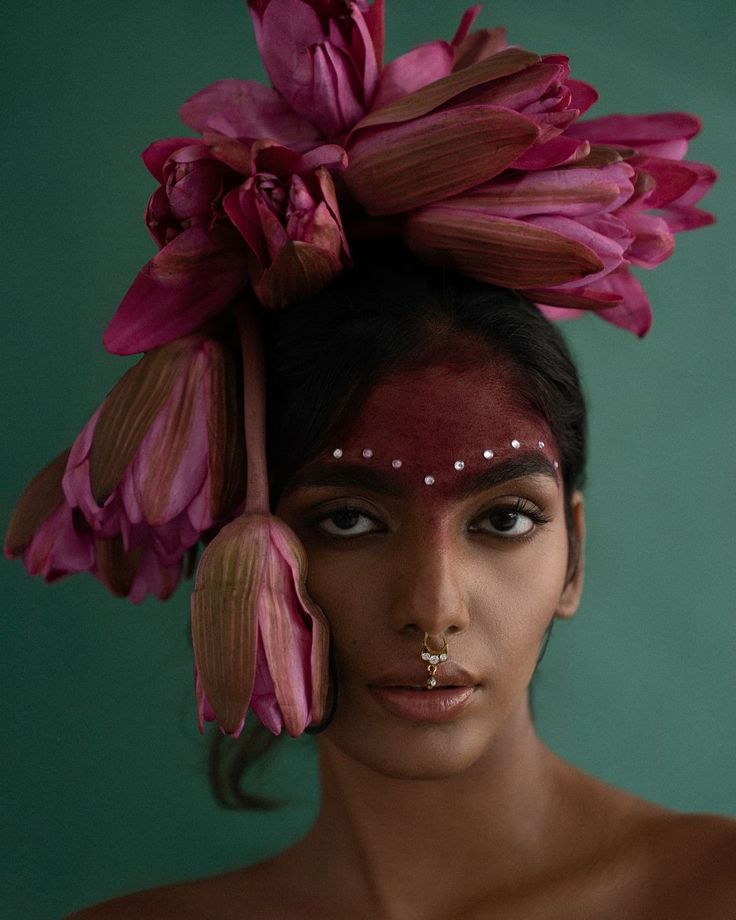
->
[320,358,560,498]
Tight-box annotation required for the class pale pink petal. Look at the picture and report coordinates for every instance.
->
[621,212,674,267]
[566,112,701,159]
[180,80,323,153]
[372,41,454,109]
[23,503,95,580]
[591,268,652,336]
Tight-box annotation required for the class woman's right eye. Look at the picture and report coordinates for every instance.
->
[316,508,381,537]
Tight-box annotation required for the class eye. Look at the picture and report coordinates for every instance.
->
[315,506,382,537]
[469,499,549,538]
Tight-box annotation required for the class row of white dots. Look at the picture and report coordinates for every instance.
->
[331,442,559,482]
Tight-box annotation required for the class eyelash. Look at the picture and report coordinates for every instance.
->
[312,498,550,540]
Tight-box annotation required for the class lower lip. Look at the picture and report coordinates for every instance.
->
[368,686,476,722]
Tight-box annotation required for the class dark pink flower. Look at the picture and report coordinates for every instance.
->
[104,141,249,355]
[247,0,383,140]
[342,44,599,216]
[6,337,246,602]
[222,140,350,308]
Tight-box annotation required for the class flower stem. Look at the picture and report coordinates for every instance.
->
[236,302,269,515]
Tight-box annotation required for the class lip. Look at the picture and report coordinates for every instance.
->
[368,662,479,723]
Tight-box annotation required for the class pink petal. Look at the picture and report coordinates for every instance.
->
[660,206,715,233]
[525,213,630,284]
[257,539,312,737]
[103,226,249,355]
[566,112,701,159]
[142,138,197,183]
[451,5,482,45]
[23,503,95,580]
[345,105,538,215]
[537,304,586,323]
[372,41,454,109]
[566,79,598,117]
[362,0,385,69]
[309,42,367,138]
[179,80,323,153]
[511,135,590,171]
[453,164,634,218]
[622,213,674,267]
[590,268,652,336]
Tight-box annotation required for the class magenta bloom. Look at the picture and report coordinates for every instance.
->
[222,140,351,308]
[104,141,249,355]
[192,514,330,737]
[247,0,384,140]
[6,337,246,602]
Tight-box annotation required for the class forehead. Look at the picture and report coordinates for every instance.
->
[308,361,558,497]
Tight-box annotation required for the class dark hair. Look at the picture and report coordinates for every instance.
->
[209,244,587,808]
[265,244,586,505]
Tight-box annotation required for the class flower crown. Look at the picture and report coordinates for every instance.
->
[5,1,717,739]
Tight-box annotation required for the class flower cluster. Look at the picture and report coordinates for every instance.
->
[5,336,246,602]
[99,0,714,350]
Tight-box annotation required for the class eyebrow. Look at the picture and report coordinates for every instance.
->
[281,453,559,500]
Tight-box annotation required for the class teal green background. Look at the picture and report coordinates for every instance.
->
[3,2,734,917]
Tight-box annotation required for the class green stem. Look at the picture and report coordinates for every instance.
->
[236,302,269,515]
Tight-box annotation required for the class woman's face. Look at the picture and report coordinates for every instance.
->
[276,358,584,780]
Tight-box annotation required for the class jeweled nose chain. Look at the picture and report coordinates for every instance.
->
[421,633,448,689]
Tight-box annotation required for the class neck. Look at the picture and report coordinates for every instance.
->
[295,698,568,918]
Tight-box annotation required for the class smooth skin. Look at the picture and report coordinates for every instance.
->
[69,362,736,919]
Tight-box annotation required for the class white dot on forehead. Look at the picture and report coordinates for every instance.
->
[511,439,521,449]
[391,459,402,469]
[424,475,435,486]
[554,460,559,469]
[362,448,373,459]
[483,449,494,460]
[538,441,545,449]
[332,448,343,459]
[454,460,465,471]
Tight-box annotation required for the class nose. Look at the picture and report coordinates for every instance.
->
[387,527,471,639]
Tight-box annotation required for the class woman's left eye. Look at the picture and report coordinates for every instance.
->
[315,508,381,537]
[469,501,548,538]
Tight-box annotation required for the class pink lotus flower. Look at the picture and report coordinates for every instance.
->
[404,160,635,293]
[342,45,596,217]
[530,114,717,334]
[247,0,384,140]
[6,336,246,601]
[222,140,350,309]
[192,513,330,737]
[104,141,249,355]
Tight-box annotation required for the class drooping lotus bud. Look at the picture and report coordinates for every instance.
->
[5,335,246,601]
[191,513,330,737]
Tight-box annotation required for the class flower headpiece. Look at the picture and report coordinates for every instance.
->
[5,1,716,738]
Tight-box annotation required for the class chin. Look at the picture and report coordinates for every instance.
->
[322,706,498,780]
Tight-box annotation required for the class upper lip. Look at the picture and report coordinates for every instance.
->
[369,662,479,689]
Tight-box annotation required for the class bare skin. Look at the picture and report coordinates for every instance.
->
[68,365,736,919]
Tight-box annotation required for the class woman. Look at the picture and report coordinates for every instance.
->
[66,254,736,917]
[4,1,734,916]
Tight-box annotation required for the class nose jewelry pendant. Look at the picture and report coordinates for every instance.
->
[421,633,448,689]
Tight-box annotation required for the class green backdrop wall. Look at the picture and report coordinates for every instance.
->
[3,2,734,917]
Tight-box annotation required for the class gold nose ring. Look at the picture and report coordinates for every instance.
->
[421,632,448,689]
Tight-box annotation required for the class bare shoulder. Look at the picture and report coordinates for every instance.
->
[63,865,268,920]
[637,810,736,917]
